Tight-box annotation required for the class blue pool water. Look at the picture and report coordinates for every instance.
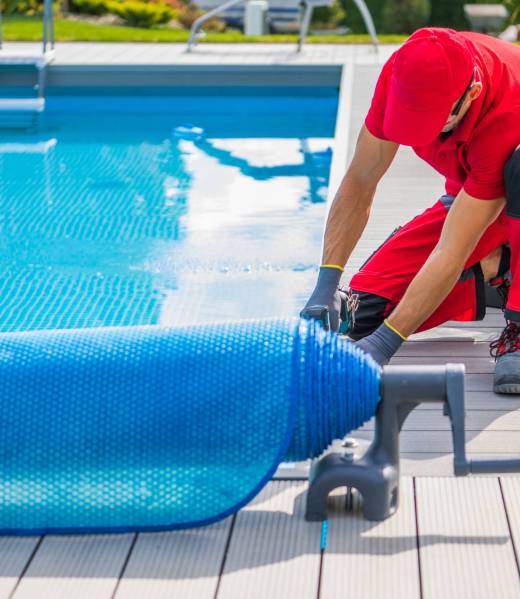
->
[0,90,338,332]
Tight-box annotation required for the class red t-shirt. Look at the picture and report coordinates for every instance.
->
[365,32,520,200]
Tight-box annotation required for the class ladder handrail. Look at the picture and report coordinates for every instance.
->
[0,0,54,53]
[352,0,378,51]
[300,0,378,52]
[43,0,56,54]
[187,0,246,52]
[186,0,378,53]
[186,0,325,53]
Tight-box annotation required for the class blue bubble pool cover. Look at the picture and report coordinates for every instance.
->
[0,318,380,535]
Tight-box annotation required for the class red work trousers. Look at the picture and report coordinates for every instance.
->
[348,195,510,336]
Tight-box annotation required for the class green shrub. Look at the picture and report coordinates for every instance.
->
[311,0,347,28]
[1,0,42,15]
[1,0,63,16]
[505,0,520,22]
[338,0,385,34]
[381,0,430,34]
[340,0,514,33]
[176,3,224,31]
[106,0,174,26]
[176,4,204,28]
[154,0,182,9]
[71,0,109,15]
[202,15,225,31]
[428,0,467,29]
[429,1,516,30]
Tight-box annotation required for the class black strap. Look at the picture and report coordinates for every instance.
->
[472,262,486,321]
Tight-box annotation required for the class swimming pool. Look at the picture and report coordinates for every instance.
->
[0,88,338,332]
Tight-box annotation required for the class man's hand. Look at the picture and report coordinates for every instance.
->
[300,266,347,331]
[388,189,506,338]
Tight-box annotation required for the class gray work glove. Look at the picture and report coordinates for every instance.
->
[356,321,406,367]
[300,266,348,332]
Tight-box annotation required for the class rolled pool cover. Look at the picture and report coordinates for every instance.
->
[0,318,380,535]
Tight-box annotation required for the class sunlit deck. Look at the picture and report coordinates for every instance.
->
[0,44,518,599]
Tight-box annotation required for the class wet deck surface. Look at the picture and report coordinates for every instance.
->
[0,46,519,598]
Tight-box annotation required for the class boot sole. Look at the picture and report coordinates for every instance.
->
[493,383,520,394]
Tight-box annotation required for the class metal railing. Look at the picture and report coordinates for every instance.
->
[42,0,56,54]
[352,0,378,50]
[0,0,55,52]
[187,0,246,52]
[298,0,378,53]
[187,0,378,53]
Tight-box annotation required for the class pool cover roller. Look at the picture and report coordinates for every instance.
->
[0,318,380,535]
[2,316,520,534]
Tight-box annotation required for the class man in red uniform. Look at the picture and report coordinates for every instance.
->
[301,27,520,393]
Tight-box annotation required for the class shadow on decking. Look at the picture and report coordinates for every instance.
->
[0,485,511,581]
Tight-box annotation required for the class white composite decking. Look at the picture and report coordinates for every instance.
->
[1,42,396,65]
[1,478,518,598]
[0,45,519,598]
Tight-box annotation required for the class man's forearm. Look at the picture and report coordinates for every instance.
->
[321,173,375,266]
[388,248,464,337]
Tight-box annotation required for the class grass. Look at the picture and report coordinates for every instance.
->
[1,16,408,43]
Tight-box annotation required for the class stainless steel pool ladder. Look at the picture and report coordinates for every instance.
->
[0,0,55,127]
[186,0,378,53]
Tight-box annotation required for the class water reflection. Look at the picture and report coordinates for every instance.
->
[0,98,335,331]
[193,137,331,204]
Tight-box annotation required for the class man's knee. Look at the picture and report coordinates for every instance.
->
[346,289,392,341]
[505,146,520,218]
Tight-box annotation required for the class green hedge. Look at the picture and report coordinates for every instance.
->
[71,0,109,15]
[0,0,42,15]
[340,0,385,33]
[70,0,175,27]
[106,0,174,27]
[381,0,430,34]
[311,0,347,27]
[3,0,174,28]
[341,0,432,34]
[505,0,520,22]
[341,0,515,33]
[428,0,468,29]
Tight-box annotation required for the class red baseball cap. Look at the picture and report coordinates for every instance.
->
[383,28,476,146]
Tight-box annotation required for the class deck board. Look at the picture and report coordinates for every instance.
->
[10,534,134,599]
[392,356,495,373]
[397,340,498,356]
[500,477,520,575]
[0,538,40,598]
[217,481,322,599]
[416,478,520,599]
[320,477,421,599]
[114,519,231,599]
[355,430,520,453]
[360,409,520,431]
[2,42,398,67]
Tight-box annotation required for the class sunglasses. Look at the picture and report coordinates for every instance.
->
[449,68,477,118]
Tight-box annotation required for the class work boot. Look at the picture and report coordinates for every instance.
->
[490,321,520,394]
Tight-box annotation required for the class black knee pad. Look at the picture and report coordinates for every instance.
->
[345,289,391,341]
[505,147,520,218]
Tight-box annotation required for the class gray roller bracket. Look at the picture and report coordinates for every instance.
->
[305,363,520,522]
